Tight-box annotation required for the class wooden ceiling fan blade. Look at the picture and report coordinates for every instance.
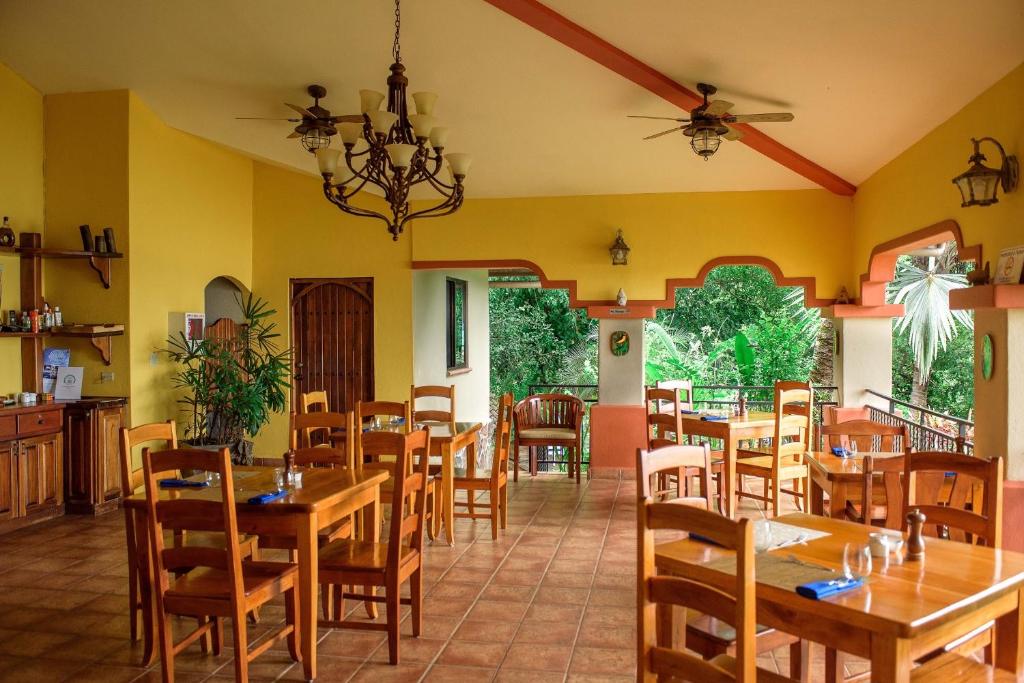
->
[703,100,734,116]
[726,112,794,123]
[723,125,744,141]
[236,117,301,121]
[643,126,683,140]
[286,131,302,139]
[628,114,689,122]
[285,102,315,118]
[330,114,366,123]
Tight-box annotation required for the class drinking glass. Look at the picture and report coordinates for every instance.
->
[842,542,872,580]
[848,439,859,458]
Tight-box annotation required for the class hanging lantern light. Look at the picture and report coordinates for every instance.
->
[690,128,721,160]
[609,229,630,265]
[952,137,1018,207]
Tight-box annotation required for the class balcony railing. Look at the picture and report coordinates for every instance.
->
[864,389,974,454]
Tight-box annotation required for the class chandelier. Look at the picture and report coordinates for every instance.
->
[315,0,470,240]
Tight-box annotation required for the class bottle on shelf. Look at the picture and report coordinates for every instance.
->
[29,309,39,333]
[53,306,63,328]
[42,302,51,330]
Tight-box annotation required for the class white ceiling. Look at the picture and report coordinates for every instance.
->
[1,0,1022,198]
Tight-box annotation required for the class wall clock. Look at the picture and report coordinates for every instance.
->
[981,334,994,380]
[610,330,630,356]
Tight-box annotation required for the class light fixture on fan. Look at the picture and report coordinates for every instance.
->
[952,137,1018,207]
[315,0,470,240]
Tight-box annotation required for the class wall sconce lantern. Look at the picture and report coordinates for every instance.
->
[609,229,630,265]
[952,137,1018,207]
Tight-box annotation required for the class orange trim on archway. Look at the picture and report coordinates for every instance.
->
[412,255,835,315]
[858,219,982,307]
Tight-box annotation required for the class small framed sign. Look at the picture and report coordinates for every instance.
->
[993,246,1024,285]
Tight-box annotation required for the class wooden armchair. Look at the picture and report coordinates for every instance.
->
[512,393,585,483]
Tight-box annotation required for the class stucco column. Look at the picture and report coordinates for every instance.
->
[590,318,647,477]
[828,313,894,410]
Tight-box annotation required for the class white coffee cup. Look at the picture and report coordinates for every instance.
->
[869,531,904,557]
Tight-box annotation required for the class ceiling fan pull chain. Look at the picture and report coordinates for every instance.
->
[393,0,402,64]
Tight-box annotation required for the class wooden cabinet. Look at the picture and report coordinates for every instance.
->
[0,403,64,533]
[63,398,128,515]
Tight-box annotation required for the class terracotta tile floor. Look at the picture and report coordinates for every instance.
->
[0,473,863,682]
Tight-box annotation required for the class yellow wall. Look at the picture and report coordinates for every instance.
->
[127,94,253,428]
[854,62,1024,288]
[251,162,413,454]
[0,63,45,394]
[412,189,854,303]
[44,90,131,398]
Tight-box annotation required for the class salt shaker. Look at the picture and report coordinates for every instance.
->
[905,508,926,560]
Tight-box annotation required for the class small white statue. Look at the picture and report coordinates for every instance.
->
[616,288,628,306]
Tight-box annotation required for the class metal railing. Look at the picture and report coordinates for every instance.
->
[864,390,974,454]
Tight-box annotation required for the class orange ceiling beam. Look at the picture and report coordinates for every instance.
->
[482,0,858,196]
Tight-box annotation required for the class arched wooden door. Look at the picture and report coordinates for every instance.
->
[290,278,374,414]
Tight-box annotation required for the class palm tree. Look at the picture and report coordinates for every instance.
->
[888,243,973,408]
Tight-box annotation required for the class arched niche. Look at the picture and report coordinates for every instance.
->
[204,276,249,325]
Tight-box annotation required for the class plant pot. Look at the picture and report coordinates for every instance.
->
[182,438,255,466]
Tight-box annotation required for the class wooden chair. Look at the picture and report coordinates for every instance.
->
[512,393,585,483]
[656,378,695,411]
[646,386,725,505]
[300,390,329,413]
[905,451,1003,547]
[358,400,411,433]
[637,443,713,508]
[292,409,353,453]
[410,384,456,432]
[819,420,910,527]
[450,392,512,539]
[118,421,258,652]
[318,429,431,665]
[735,381,813,518]
[142,447,300,682]
[638,497,798,682]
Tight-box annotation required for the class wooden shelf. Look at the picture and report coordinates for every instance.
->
[0,331,48,338]
[15,243,122,289]
[950,284,1024,310]
[0,325,124,364]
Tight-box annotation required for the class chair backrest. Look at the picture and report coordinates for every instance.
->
[357,400,411,434]
[119,420,179,498]
[142,447,244,608]
[490,393,514,480]
[291,410,352,453]
[860,453,908,530]
[513,394,584,432]
[410,384,456,432]
[656,379,694,411]
[819,419,908,454]
[646,387,683,449]
[366,429,431,564]
[638,497,755,682]
[637,444,712,508]
[905,451,1003,547]
[300,390,329,414]
[769,381,813,470]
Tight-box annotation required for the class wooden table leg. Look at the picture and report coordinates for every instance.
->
[296,512,318,681]
[830,481,849,519]
[443,441,455,546]
[724,433,736,518]
[869,633,911,683]
[995,588,1024,672]
[362,486,380,619]
[810,473,826,516]
[133,511,157,667]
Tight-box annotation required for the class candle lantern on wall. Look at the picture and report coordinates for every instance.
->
[609,229,630,266]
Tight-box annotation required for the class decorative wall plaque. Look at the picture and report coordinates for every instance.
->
[610,330,630,356]
[982,333,994,380]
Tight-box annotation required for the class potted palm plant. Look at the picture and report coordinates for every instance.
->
[164,294,291,464]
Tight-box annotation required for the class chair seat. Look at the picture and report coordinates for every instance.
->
[166,561,297,602]
[517,427,577,440]
[737,446,773,457]
[318,538,419,573]
[687,614,796,654]
[843,500,889,521]
[735,455,806,477]
[172,530,257,552]
[911,650,1017,681]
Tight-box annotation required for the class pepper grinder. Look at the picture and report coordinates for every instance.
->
[738,397,747,417]
[905,508,926,560]
[283,450,296,483]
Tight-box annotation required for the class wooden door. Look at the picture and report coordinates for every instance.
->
[19,432,62,515]
[0,441,15,521]
[290,278,374,414]
[97,406,124,502]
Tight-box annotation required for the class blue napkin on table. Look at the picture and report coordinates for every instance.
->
[831,446,851,457]
[158,478,209,489]
[687,532,724,546]
[701,415,728,421]
[680,409,699,415]
[247,490,288,505]
[796,576,864,600]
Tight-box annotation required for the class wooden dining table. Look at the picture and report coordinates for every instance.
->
[678,411,803,517]
[806,450,905,518]
[656,512,1024,682]
[124,465,389,681]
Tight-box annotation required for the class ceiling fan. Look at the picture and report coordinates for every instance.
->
[235,84,362,152]
[628,82,794,159]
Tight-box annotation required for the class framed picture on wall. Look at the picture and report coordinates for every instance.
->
[993,246,1024,285]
